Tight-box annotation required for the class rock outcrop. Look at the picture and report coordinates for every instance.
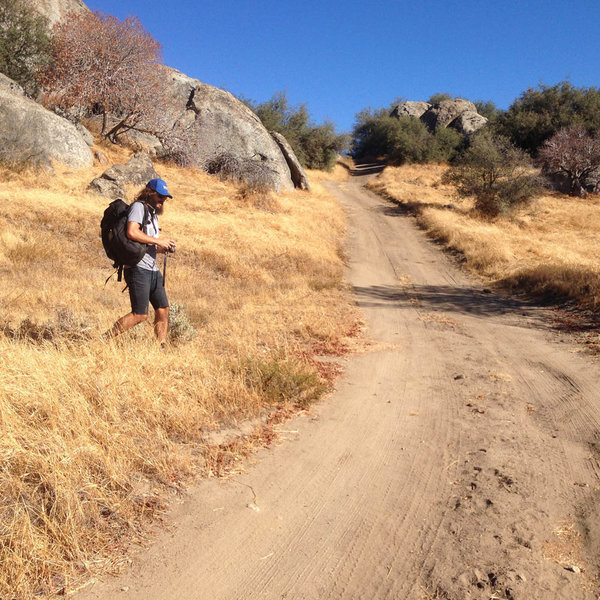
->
[390,97,488,136]
[0,73,93,169]
[159,69,294,192]
[26,0,88,27]
[420,99,479,131]
[448,111,489,136]
[390,101,431,120]
[89,153,159,198]
[270,132,310,191]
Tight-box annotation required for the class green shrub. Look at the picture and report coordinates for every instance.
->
[431,127,464,162]
[244,91,348,172]
[0,0,50,95]
[443,131,542,217]
[495,82,600,155]
[474,100,501,123]
[351,108,403,160]
[427,92,453,104]
[351,109,463,164]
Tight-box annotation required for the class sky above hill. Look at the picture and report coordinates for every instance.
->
[86,0,599,133]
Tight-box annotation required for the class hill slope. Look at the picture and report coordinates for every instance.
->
[0,150,357,598]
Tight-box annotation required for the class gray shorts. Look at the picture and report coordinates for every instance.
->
[124,266,169,315]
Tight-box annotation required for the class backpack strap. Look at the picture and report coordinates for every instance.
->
[104,266,121,287]
[128,201,151,234]
[141,202,150,234]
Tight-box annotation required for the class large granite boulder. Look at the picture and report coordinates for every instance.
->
[26,0,88,27]
[89,152,159,198]
[449,111,488,136]
[421,99,478,132]
[270,131,310,191]
[0,73,93,169]
[390,101,431,119]
[117,69,295,192]
[160,69,294,192]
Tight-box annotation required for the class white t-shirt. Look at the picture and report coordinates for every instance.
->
[127,201,159,271]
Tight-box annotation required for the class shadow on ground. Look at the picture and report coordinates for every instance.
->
[353,284,534,319]
[349,161,387,177]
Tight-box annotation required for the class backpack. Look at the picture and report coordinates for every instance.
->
[100,199,149,280]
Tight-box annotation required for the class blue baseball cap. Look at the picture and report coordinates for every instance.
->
[146,178,173,198]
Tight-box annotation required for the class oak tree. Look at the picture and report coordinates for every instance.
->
[39,11,164,142]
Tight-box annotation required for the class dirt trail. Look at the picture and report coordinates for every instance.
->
[80,170,600,599]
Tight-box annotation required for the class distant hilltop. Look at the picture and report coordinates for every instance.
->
[26,0,88,27]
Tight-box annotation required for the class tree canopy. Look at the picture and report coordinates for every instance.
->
[38,11,165,142]
[495,82,600,155]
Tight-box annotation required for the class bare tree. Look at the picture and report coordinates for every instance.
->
[538,125,600,198]
[38,11,164,142]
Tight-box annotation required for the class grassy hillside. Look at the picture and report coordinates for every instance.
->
[0,148,358,598]
[368,165,600,313]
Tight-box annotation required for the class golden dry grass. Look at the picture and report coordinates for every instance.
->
[0,149,358,598]
[368,165,600,308]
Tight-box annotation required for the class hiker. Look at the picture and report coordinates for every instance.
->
[106,179,176,344]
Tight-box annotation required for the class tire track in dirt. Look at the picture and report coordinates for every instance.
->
[79,175,600,600]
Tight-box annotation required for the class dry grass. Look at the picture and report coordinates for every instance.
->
[368,165,600,309]
[0,148,359,598]
[305,156,352,184]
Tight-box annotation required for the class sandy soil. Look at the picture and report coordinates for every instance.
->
[79,170,600,600]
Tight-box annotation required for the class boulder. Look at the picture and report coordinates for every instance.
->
[0,73,25,95]
[270,131,310,191]
[420,99,478,132]
[390,101,431,120]
[143,68,295,192]
[448,111,488,136]
[0,74,93,169]
[93,149,109,165]
[88,177,123,199]
[89,152,159,198]
[75,122,94,146]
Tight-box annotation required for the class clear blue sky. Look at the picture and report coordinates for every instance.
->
[86,0,600,133]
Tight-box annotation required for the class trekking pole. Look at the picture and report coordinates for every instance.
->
[163,246,175,287]
[163,250,168,287]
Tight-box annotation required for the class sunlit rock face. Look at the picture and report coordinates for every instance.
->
[150,68,295,192]
[390,98,488,136]
[0,73,93,168]
[26,0,89,27]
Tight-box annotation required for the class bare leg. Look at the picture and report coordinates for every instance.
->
[154,306,170,343]
[105,312,148,338]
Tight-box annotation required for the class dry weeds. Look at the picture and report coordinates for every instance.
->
[0,150,359,598]
[368,165,600,309]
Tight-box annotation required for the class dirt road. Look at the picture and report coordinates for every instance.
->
[80,171,600,599]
